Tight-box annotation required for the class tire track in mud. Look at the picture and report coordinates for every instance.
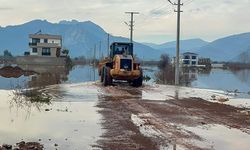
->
[94,84,157,150]
[94,84,250,150]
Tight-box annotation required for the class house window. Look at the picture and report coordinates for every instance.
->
[44,39,48,43]
[32,38,40,43]
[184,55,190,59]
[32,48,37,53]
[183,60,190,65]
[192,61,196,65]
[192,56,197,59]
[42,48,51,56]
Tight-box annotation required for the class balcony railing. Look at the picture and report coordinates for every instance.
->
[29,42,37,46]
[42,52,51,56]
[29,42,61,48]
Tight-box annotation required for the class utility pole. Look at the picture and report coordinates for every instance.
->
[93,44,96,66]
[125,12,139,43]
[99,41,102,59]
[168,0,183,85]
[107,33,110,57]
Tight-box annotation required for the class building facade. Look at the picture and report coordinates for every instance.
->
[181,52,198,67]
[29,34,62,57]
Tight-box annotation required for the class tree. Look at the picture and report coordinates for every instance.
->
[3,49,13,57]
[155,54,175,85]
[62,48,69,56]
[158,54,171,70]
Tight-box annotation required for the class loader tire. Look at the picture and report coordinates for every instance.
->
[132,69,143,87]
[103,67,112,86]
[100,67,104,82]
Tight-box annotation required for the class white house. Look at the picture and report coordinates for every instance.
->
[29,34,62,57]
[181,52,199,67]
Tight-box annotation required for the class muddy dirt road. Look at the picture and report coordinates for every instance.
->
[95,83,250,150]
[0,82,250,150]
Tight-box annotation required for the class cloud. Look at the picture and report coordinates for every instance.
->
[0,0,249,43]
[0,7,12,10]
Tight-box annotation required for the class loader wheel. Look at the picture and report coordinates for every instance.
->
[132,69,143,87]
[103,67,112,86]
[100,67,104,82]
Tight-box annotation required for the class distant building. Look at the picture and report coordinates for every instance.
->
[198,58,211,68]
[29,34,62,57]
[181,52,198,67]
[211,63,225,68]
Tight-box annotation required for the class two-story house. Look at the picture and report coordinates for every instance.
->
[29,34,62,57]
[181,52,198,67]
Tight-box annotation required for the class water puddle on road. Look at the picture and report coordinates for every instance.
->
[0,82,103,149]
[184,124,250,150]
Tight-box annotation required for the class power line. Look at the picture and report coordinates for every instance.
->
[136,6,174,26]
[183,0,195,5]
[128,0,195,27]
[167,0,174,5]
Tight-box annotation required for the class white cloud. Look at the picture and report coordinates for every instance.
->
[0,0,249,43]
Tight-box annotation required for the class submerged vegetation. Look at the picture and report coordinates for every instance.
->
[155,54,175,85]
[9,82,53,116]
[226,62,250,70]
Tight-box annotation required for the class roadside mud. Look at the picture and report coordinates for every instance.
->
[0,141,43,150]
[96,84,250,150]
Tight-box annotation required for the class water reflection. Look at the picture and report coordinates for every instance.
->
[0,83,102,149]
[18,65,70,88]
[0,64,100,117]
[0,65,70,117]
[155,66,211,87]
[0,64,249,95]
[180,68,198,86]
[0,64,100,89]
[231,69,250,84]
[154,65,250,94]
[0,66,36,78]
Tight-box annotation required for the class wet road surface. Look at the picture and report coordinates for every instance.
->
[96,83,250,150]
[0,82,250,150]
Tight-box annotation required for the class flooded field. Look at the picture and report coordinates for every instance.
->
[0,65,99,90]
[1,82,250,150]
[0,65,250,94]
[0,65,250,150]
[0,83,103,149]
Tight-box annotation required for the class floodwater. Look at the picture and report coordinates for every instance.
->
[145,67,250,94]
[0,65,249,94]
[0,83,103,149]
[184,124,250,150]
[0,65,99,89]
[192,69,250,93]
[0,64,250,149]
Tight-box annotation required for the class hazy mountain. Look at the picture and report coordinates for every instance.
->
[1,19,250,62]
[145,33,250,63]
[144,38,208,50]
[196,32,250,61]
[232,47,250,63]
[144,38,209,57]
[0,20,162,60]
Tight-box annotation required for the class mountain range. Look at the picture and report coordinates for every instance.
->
[144,38,208,51]
[146,33,250,62]
[0,20,162,60]
[144,38,209,57]
[0,19,250,62]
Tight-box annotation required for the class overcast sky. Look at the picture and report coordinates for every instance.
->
[0,0,250,43]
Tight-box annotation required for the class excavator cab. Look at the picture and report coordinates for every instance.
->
[98,42,143,87]
[110,42,133,58]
